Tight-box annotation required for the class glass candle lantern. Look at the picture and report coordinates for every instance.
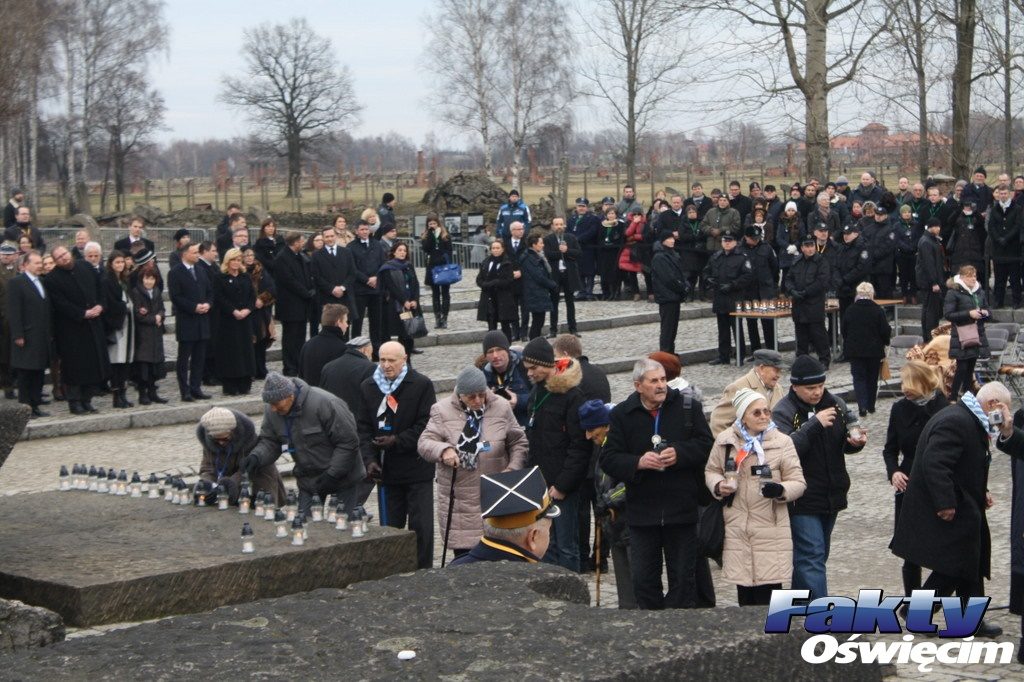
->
[350,510,364,538]
[88,465,99,491]
[264,501,276,522]
[310,495,323,522]
[241,522,255,554]
[238,484,251,514]
[97,468,108,493]
[335,505,347,530]
[59,465,70,491]
[274,509,288,538]
[147,474,160,499]
[130,472,142,498]
[216,485,229,510]
[116,470,128,496]
[291,518,305,546]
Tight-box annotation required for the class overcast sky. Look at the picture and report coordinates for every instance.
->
[150,0,438,145]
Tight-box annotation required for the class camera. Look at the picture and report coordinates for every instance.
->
[988,410,1004,426]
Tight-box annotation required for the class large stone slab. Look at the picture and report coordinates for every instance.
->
[0,402,29,469]
[1,563,879,680]
[0,598,65,652]
[0,491,416,626]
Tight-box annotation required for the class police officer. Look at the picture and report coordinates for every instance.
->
[916,218,945,336]
[786,236,832,367]
[739,224,779,357]
[703,233,753,365]
[833,223,871,347]
[449,466,560,565]
[567,198,600,300]
[862,204,897,299]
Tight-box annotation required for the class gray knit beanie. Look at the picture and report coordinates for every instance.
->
[455,366,488,395]
[261,372,296,403]
[199,407,236,438]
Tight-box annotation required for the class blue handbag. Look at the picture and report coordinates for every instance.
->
[431,255,462,286]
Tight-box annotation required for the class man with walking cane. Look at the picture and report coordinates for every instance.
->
[356,341,436,569]
[419,366,529,565]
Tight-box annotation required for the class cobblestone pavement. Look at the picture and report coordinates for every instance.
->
[3,296,1020,679]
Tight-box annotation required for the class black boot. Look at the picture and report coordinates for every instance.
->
[149,385,168,404]
[112,390,126,409]
[439,314,448,329]
[69,400,86,415]
[138,384,152,405]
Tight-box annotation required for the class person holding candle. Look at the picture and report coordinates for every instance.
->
[706,388,806,605]
[196,407,286,507]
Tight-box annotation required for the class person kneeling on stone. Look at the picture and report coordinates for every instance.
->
[197,407,286,506]
[241,372,365,518]
[449,466,560,565]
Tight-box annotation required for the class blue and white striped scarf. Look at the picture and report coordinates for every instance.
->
[961,391,996,437]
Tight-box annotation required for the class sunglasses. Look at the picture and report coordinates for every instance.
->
[747,408,772,417]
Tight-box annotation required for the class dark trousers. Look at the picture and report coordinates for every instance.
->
[578,481,609,569]
[716,313,744,362]
[16,368,43,407]
[281,321,306,376]
[993,261,1022,307]
[550,274,577,334]
[920,289,943,338]
[659,302,681,353]
[871,272,895,299]
[353,294,383,352]
[795,321,830,364]
[922,569,983,604]
[110,363,130,391]
[431,284,450,317]
[65,383,96,403]
[837,295,854,347]
[951,358,977,398]
[849,357,881,412]
[528,312,546,340]
[746,317,775,352]
[486,316,514,341]
[176,339,207,396]
[515,295,529,337]
[896,253,917,297]
[381,480,434,569]
[254,340,269,378]
[628,523,697,610]
[737,583,781,606]
[222,377,252,395]
[893,493,921,595]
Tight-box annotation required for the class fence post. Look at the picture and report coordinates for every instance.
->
[239,177,244,209]
[615,164,620,200]
[583,167,589,203]
[721,168,727,194]
[331,175,337,207]
[364,175,370,206]
[396,173,402,203]
[166,179,172,212]
[686,164,692,195]
[315,178,321,212]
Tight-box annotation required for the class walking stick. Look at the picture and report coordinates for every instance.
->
[594,515,602,607]
[378,449,388,527]
[441,466,458,567]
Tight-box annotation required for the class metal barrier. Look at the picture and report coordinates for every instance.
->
[397,238,493,270]
[38,227,210,258]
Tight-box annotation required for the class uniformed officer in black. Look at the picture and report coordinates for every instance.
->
[833,223,871,346]
[449,466,561,566]
[916,218,946,336]
[786,235,832,367]
[703,233,754,365]
[739,224,779,357]
[862,204,897,299]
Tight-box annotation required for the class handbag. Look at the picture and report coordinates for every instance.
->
[698,499,726,564]
[880,357,892,380]
[431,255,463,286]
[401,312,429,338]
[956,322,981,349]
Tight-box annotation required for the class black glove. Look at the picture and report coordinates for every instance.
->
[218,477,240,505]
[365,461,382,482]
[761,482,785,499]
[315,471,343,498]
[718,283,731,293]
[240,453,260,481]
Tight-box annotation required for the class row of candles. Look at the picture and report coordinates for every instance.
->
[59,464,373,552]
[735,296,843,313]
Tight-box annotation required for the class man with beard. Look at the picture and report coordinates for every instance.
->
[4,206,45,252]
[45,246,109,413]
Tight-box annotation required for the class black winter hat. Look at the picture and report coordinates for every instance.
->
[382,192,395,204]
[975,166,987,177]
[790,355,827,385]
[522,336,555,367]
[482,330,511,355]
[744,225,763,239]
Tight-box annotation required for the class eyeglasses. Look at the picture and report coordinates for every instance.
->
[747,408,772,417]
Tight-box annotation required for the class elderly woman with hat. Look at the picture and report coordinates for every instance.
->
[418,366,529,562]
[196,406,286,506]
[706,388,806,605]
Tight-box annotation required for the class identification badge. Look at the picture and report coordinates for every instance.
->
[528,415,535,429]
[651,434,662,447]
[559,260,566,271]
[751,464,771,477]
[281,443,289,453]
[480,441,492,452]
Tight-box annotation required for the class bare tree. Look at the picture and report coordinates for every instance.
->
[690,0,885,179]
[221,18,358,198]
[578,0,689,185]
[488,0,574,189]
[940,0,979,178]
[975,0,1024,173]
[95,70,165,210]
[422,0,499,174]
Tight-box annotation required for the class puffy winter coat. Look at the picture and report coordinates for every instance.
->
[418,393,529,550]
[705,426,806,586]
[944,276,990,361]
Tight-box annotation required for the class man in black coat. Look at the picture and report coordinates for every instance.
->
[349,220,387,356]
[167,243,213,402]
[962,167,994,217]
[833,224,871,325]
[772,356,865,600]
[702,234,753,365]
[543,216,581,337]
[862,205,897,299]
[650,233,689,354]
[311,226,357,330]
[274,232,315,376]
[567,199,600,300]
[45,247,109,414]
[520,336,590,573]
[4,206,45,252]
[683,183,713,220]
[113,216,156,260]
[890,382,1007,638]
[786,237,832,367]
[3,188,23,228]
[214,203,241,258]
[356,341,437,569]
[298,303,349,387]
[504,221,530,340]
[739,224,779,356]
[727,181,752,224]
[320,336,375,417]
[917,218,946,336]
[987,183,1022,308]
[600,357,714,610]
[8,252,50,416]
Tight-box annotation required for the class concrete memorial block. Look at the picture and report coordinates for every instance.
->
[3,563,878,680]
[0,491,416,627]
[0,402,30,470]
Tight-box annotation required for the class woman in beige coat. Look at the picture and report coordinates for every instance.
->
[706,387,806,605]
[419,366,529,560]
